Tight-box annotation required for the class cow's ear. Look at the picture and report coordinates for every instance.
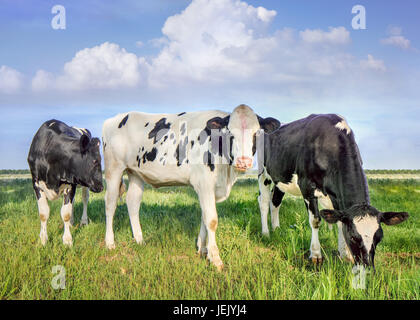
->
[257,116,280,133]
[80,134,90,154]
[91,137,100,148]
[320,209,345,224]
[380,211,409,226]
[206,116,230,130]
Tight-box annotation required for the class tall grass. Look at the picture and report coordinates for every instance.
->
[0,178,418,299]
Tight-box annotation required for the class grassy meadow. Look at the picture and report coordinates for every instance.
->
[0,175,418,300]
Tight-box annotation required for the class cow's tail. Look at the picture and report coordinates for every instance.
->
[119,177,126,201]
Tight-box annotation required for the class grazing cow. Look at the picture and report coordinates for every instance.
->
[258,114,409,268]
[102,105,280,270]
[27,120,103,246]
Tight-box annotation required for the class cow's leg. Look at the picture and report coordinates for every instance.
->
[304,197,322,264]
[36,188,50,246]
[126,173,145,245]
[61,185,76,246]
[270,186,284,231]
[258,174,271,236]
[80,187,89,226]
[197,189,223,271]
[337,221,354,263]
[196,218,207,257]
[105,168,124,249]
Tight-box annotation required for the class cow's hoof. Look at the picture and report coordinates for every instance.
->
[262,231,270,238]
[197,249,208,258]
[40,235,48,246]
[63,238,73,247]
[214,261,224,272]
[80,219,89,226]
[311,256,323,265]
[106,242,116,250]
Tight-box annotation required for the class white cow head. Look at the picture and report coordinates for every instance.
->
[206,104,280,172]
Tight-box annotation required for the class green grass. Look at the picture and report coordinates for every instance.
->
[0,177,418,300]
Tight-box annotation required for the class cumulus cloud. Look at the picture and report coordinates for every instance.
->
[381,26,411,50]
[299,27,350,45]
[29,0,388,98]
[0,65,23,94]
[360,54,386,72]
[32,42,143,91]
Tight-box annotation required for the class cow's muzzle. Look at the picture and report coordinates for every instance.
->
[233,156,253,172]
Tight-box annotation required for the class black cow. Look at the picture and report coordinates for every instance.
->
[27,120,103,246]
[258,113,409,268]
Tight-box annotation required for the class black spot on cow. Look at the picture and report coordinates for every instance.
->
[174,136,188,166]
[191,140,195,148]
[203,151,215,171]
[264,178,271,186]
[148,118,171,143]
[118,115,129,128]
[272,186,285,208]
[198,127,211,145]
[63,185,76,205]
[145,122,149,127]
[142,147,158,163]
[177,112,186,116]
[180,123,186,136]
[163,135,168,142]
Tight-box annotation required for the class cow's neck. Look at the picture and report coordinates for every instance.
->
[333,160,370,210]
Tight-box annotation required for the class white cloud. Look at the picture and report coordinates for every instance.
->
[381,35,411,50]
[360,54,386,72]
[299,27,350,45]
[32,70,55,92]
[381,26,411,50]
[28,0,389,99]
[32,42,143,91]
[0,65,23,94]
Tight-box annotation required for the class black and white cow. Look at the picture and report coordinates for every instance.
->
[102,105,279,270]
[258,113,409,268]
[27,120,103,246]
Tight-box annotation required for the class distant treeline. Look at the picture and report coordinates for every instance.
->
[1,169,420,175]
[364,169,420,174]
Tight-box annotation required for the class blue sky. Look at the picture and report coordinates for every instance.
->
[1,0,419,169]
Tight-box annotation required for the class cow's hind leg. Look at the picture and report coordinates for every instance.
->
[61,185,76,246]
[197,219,207,257]
[258,174,271,236]
[270,186,284,231]
[126,173,145,245]
[35,186,50,246]
[80,187,89,226]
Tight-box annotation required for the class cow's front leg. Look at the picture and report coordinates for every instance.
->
[337,221,354,263]
[258,174,271,236]
[197,190,223,271]
[35,187,50,246]
[80,187,89,226]
[61,185,76,246]
[196,218,207,257]
[304,197,322,264]
[105,168,124,249]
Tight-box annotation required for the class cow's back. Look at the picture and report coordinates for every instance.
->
[102,110,230,187]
